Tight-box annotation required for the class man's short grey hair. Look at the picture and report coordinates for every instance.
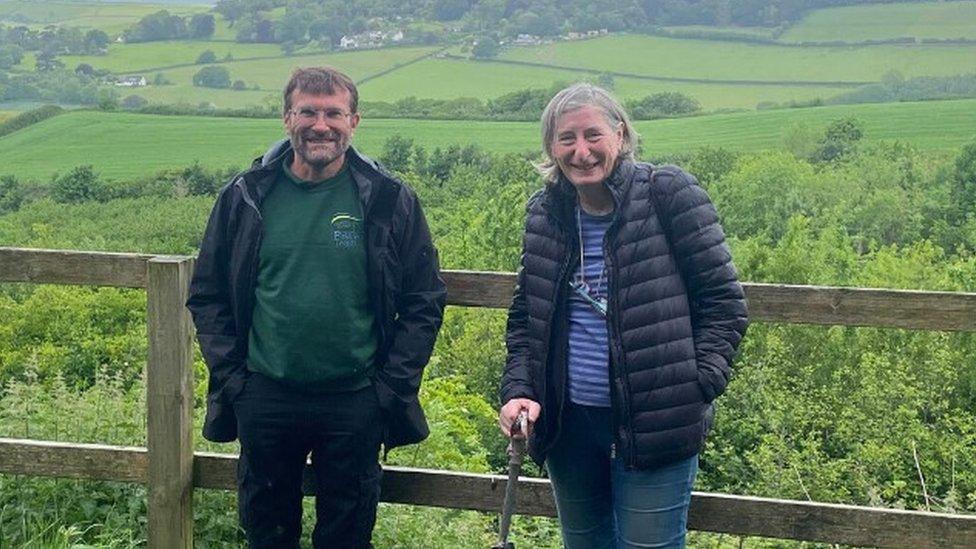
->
[536,83,639,183]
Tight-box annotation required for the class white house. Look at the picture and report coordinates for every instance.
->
[115,75,147,87]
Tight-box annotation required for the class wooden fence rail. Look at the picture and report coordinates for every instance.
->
[2,246,976,547]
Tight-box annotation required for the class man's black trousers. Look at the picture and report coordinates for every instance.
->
[233,372,384,549]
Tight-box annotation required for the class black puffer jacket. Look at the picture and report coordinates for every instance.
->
[187,143,446,450]
[500,160,748,469]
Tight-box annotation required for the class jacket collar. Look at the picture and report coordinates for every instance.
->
[245,138,380,209]
[542,159,636,226]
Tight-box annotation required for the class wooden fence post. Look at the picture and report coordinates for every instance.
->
[146,257,195,548]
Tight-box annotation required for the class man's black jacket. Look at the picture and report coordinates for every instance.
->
[501,161,748,469]
[186,142,446,450]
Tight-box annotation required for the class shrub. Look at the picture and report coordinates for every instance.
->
[51,165,106,204]
[195,49,217,64]
[192,66,231,89]
[120,95,148,110]
[0,105,64,138]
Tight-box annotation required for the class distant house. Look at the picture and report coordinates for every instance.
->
[115,75,147,87]
[514,34,542,46]
[390,30,404,42]
[339,35,359,49]
[566,32,582,40]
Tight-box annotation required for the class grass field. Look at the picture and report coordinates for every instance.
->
[0,1,209,33]
[499,34,976,83]
[782,1,976,42]
[61,41,285,73]
[119,46,438,108]
[2,99,974,180]
[358,58,849,110]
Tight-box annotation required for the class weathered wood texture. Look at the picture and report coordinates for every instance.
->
[0,438,147,482]
[146,258,195,549]
[442,270,976,332]
[0,247,154,288]
[5,442,976,548]
[1,250,972,331]
[745,282,976,332]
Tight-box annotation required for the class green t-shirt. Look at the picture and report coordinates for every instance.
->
[246,159,377,393]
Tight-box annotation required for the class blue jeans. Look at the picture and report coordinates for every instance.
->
[546,402,698,549]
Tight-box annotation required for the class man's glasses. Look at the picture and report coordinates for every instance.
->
[289,107,353,123]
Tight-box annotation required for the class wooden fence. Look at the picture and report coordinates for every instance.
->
[1,246,976,548]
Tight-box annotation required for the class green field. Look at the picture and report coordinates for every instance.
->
[499,34,976,83]
[782,1,976,42]
[0,1,209,33]
[121,47,438,107]
[61,41,285,73]
[2,99,974,180]
[358,58,849,110]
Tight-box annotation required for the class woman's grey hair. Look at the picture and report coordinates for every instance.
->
[536,83,639,183]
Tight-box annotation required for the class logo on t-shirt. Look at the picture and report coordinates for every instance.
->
[331,213,363,249]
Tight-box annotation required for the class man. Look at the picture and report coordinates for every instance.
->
[186,66,446,548]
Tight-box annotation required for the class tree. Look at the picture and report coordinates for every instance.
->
[950,140,976,222]
[74,63,95,77]
[126,10,186,42]
[814,117,864,163]
[192,66,231,88]
[232,79,247,90]
[214,0,246,25]
[0,174,24,214]
[189,14,216,39]
[0,44,24,69]
[51,165,104,203]
[34,51,64,72]
[121,95,148,109]
[276,9,310,44]
[625,92,700,120]
[471,36,499,58]
[380,134,417,173]
[196,49,217,64]
[83,29,110,53]
[432,0,470,21]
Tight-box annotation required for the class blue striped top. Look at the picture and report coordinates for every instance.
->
[567,208,613,408]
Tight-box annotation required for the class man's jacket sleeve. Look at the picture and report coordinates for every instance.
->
[186,183,247,441]
[659,170,749,402]
[372,191,447,417]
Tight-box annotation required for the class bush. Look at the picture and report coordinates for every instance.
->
[0,105,64,138]
[625,92,701,120]
[195,49,217,64]
[232,79,247,90]
[0,174,25,214]
[192,66,231,89]
[51,165,106,204]
[120,94,148,110]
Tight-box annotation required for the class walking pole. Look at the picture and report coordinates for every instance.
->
[493,410,528,549]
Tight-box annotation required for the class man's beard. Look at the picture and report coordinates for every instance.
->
[291,129,349,171]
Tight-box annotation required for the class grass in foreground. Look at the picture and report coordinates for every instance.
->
[1,99,975,180]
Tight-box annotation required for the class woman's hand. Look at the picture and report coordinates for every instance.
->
[499,398,541,438]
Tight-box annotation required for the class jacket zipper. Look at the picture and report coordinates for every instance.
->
[603,188,635,469]
[540,205,575,458]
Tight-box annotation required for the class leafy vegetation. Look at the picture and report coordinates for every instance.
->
[2,128,976,544]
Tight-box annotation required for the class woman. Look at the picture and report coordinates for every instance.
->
[499,83,748,548]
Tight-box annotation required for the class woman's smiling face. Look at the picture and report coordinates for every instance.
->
[551,105,624,187]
